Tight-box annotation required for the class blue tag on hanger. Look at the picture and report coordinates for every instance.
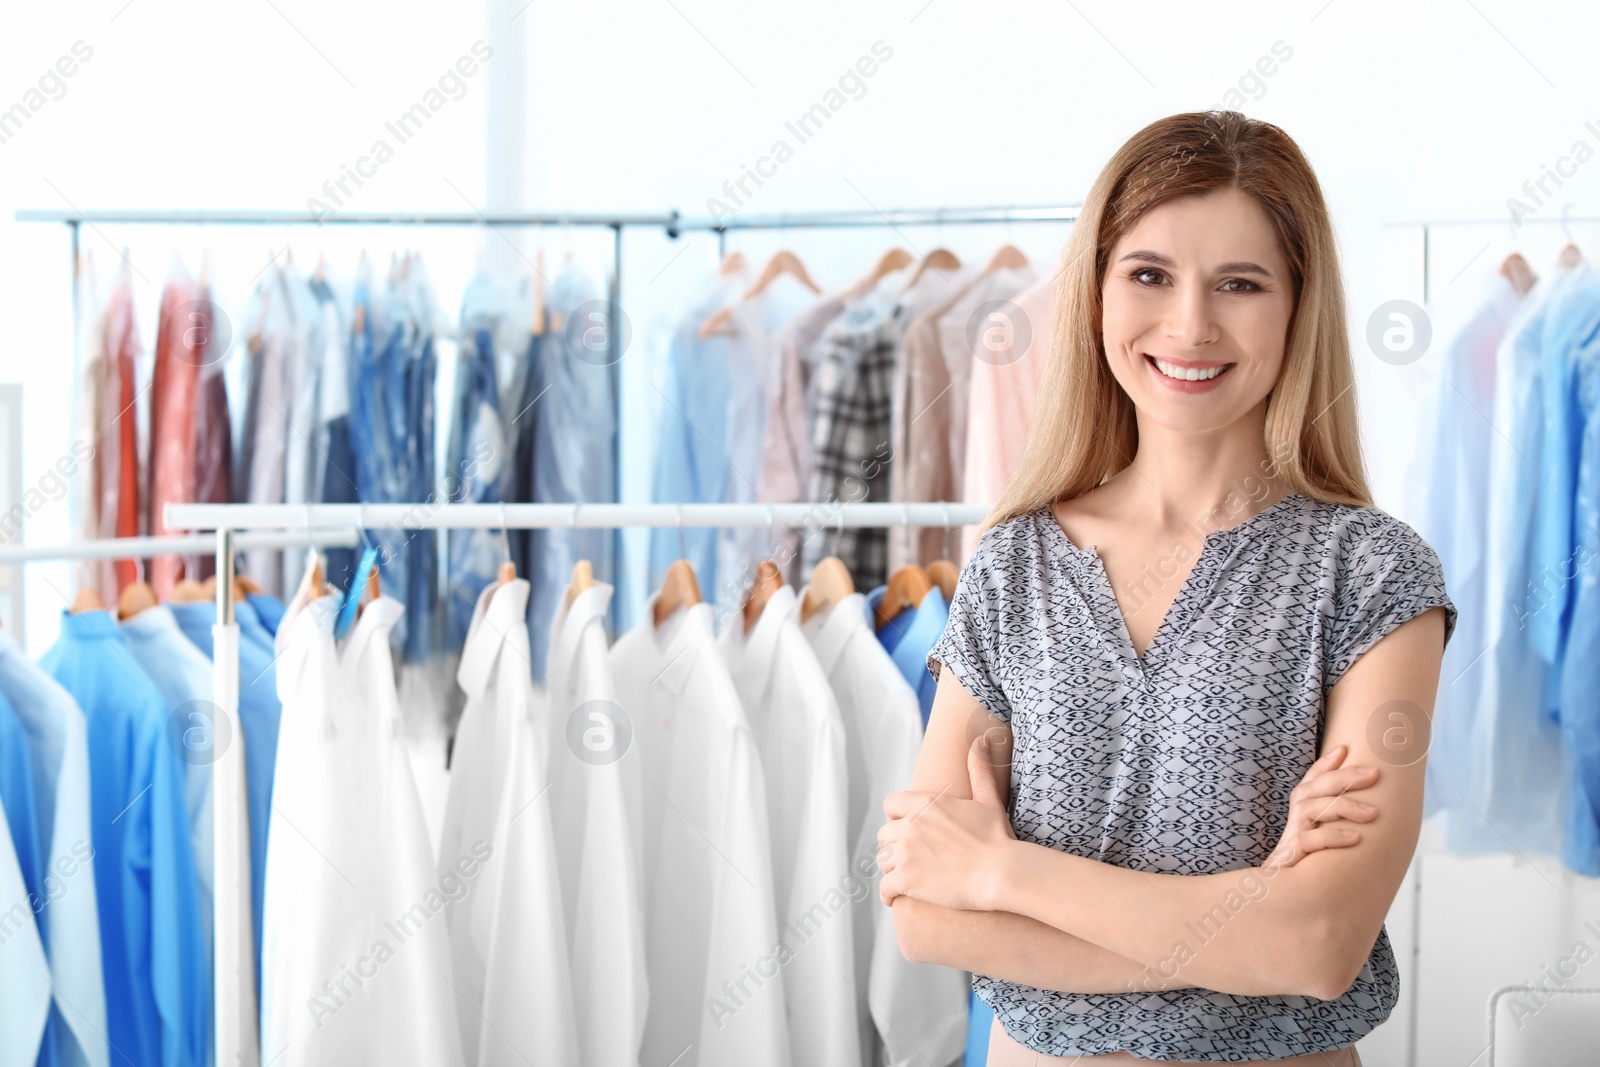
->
[335,547,378,640]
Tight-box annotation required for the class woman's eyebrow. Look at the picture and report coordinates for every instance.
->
[1118,249,1275,278]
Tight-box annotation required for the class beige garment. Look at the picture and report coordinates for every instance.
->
[756,292,847,588]
[987,1016,1363,1066]
[961,269,1060,561]
[888,264,1036,572]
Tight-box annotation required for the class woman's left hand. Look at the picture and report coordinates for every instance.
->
[877,734,1018,911]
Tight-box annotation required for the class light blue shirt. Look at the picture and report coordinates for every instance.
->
[40,610,210,1067]
[168,600,280,982]
[245,593,285,640]
[864,584,949,729]
[0,628,108,1067]
[119,608,217,955]
[527,266,619,681]
[1461,266,1577,858]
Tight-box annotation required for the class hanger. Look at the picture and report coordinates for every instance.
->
[845,247,913,301]
[561,558,594,616]
[925,500,958,602]
[801,558,854,624]
[903,248,961,292]
[875,509,931,630]
[70,584,105,613]
[742,559,786,636]
[1556,202,1584,268]
[698,305,737,340]
[984,243,1030,272]
[653,506,702,627]
[173,574,210,603]
[744,250,822,300]
[1499,253,1536,296]
[531,247,546,336]
[116,559,159,620]
[718,250,747,277]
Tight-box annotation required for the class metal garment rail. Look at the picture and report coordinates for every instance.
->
[0,527,359,564]
[1381,208,1600,305]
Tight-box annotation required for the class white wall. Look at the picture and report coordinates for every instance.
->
[5,2,1600,1063]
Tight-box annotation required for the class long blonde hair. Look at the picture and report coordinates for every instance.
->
[980,110,1372,537]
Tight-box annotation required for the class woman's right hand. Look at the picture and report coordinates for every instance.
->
[1267,743,1382,868]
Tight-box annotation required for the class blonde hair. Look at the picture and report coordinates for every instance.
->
[980,110,1371,537]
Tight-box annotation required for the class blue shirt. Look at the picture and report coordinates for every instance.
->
[245,593,285,641]
[168,600,281,977]
[528,267,619,680]
[864,584,949,728]
[41,610,210,1067]
[444,323,509,651]
[1462,266,1578,859]
[0,628,107,1067]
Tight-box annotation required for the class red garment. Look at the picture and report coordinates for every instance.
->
[148,275,206,596]
[191,282,232,580]
[98,277,143,594]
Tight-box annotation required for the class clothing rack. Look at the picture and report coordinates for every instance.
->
[1382,209,1600,305]
[14,203,1069,1064]
[0,527,358,564]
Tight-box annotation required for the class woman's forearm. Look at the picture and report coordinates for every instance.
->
[893,896,1196,995]
[987,840,1325,998]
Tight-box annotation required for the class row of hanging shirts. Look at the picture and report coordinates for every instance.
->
[1408,235,1600,878]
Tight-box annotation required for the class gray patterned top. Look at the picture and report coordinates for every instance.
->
[926,491,1457,1061]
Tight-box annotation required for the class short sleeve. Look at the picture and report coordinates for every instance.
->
[927,544,1013,724]
[1323,516,1459,694]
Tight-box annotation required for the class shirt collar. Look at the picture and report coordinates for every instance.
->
[718,584,797,699]
[885,587,949,676]
[118,603,186,643]
[800,590,868,677]
[642,591,714,697]
[457,579,532,702]
[339,595,404,668]
[549,579,614,701]
[59,608,127,643]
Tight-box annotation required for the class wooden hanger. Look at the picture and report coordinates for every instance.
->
[741,559,786,636]
[698,305,737,340]
[718,250,747,277]
[173,577,210,603]
[800,557,855,624]
[116,576,159,621]
[532,248,546,336]
[1558,242,1584,268]
[71,585,105,613]
[355,561,381,619]
[845,248,913,301]
[985,244,1030,272]
[653,559,702,627]
[561,558,593,616]
[283,547,326,631]
[744,250,822,300]
[904,248,961,292]
[874,564,932,631]
[1499,252,1536,295]
[926,559,958,603]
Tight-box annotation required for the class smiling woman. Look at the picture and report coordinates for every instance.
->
[874,110,1455,1065]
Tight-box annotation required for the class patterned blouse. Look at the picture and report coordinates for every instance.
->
[926,491,1457,1061]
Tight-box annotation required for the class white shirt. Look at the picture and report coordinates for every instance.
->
[800,591,968,1067]
[717,585,860,1067]
[611,594,791,1067]
[439,578,580,1066]
[263,595,469,1065]
[543,579,649,1067]
[0,790,50,1067]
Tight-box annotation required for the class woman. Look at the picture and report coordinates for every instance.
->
[875,110,1455,1064]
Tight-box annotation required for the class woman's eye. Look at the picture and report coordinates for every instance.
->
[1220,277,1261,293]
[1131,268,1164,286]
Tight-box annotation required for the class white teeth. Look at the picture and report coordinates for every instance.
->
[1152,357,1227,382]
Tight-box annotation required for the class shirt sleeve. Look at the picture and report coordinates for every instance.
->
[1323,514,1459,694]
[926,539,1013,724]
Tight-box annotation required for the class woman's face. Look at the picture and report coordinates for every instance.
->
[1099,187,1294,435]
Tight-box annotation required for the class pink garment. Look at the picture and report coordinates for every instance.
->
[147,272,205,597]
[94,274,144,597]
[756,292,846,588]
[960,270,1058,562]
[888,264,1036,572]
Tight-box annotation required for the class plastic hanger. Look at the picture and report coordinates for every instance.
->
[653,505,703,627]
[116,558,159,620]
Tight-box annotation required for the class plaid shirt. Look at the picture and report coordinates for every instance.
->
[803,290,905,589]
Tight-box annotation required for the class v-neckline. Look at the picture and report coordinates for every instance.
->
[1038,493,1304,676]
